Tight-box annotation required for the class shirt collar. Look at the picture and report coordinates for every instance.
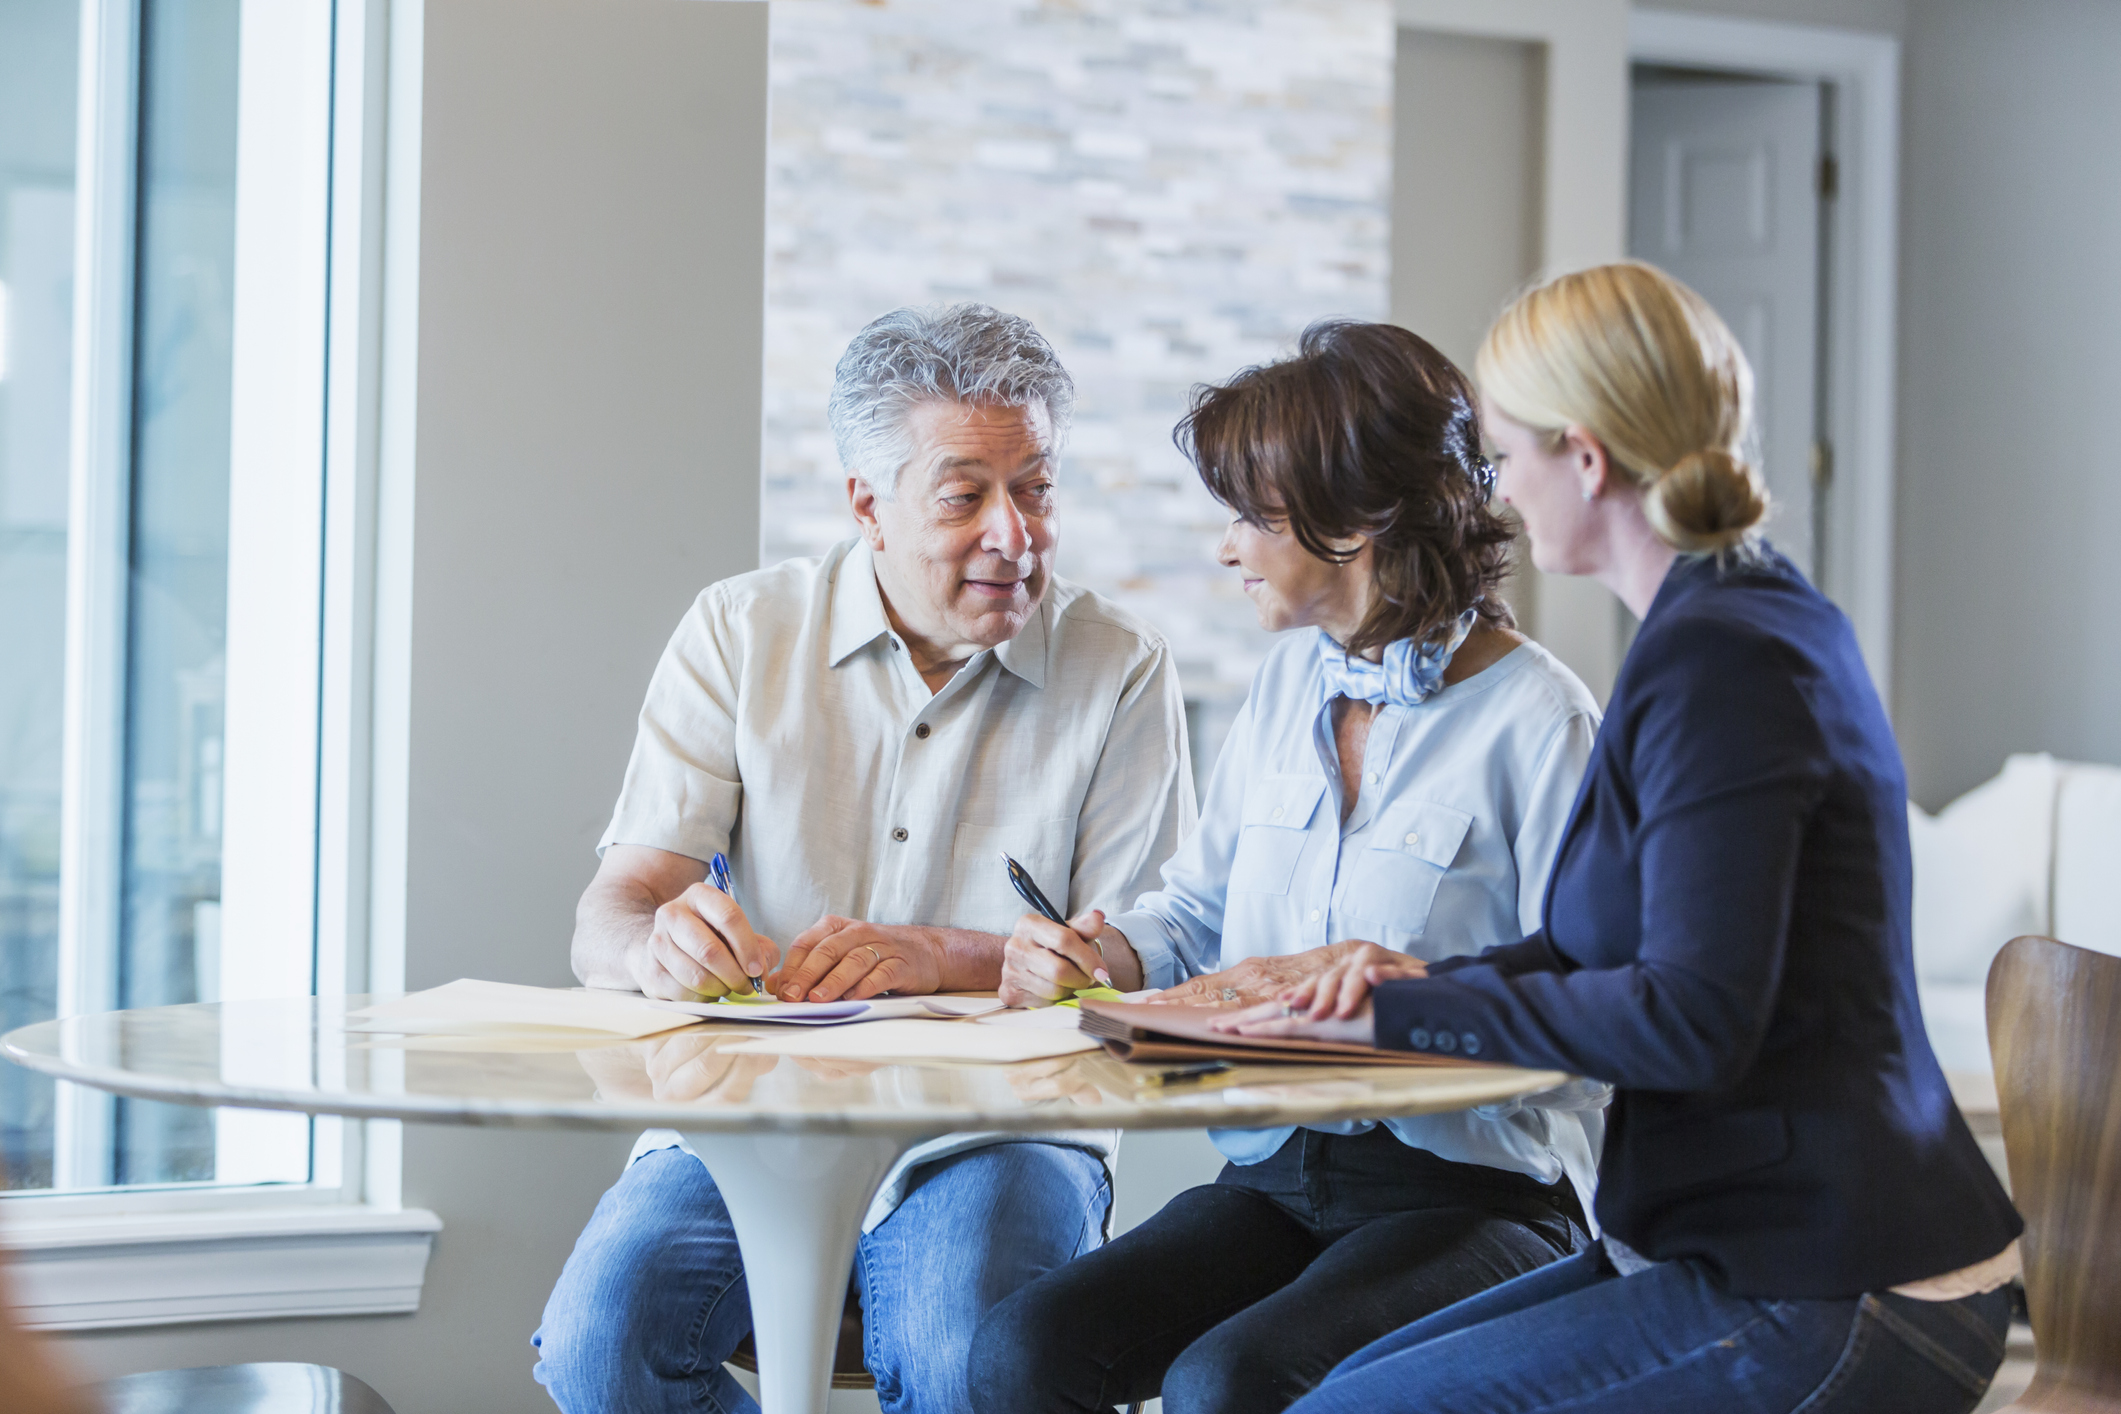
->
[991,593,1048,689]
[824,537,1050,689]
[826,539,894,667]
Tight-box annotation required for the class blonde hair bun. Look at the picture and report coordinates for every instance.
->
[1646,447,1769,554]
[1477,261,1772,556]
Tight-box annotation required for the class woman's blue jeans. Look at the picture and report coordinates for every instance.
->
[531,1140,1109,1414]
[1286,1245,2010,1414]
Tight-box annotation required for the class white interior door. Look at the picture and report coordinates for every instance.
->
[1629,77,1822,574]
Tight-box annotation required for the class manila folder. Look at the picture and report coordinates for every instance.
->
[1076,999,1476,1068]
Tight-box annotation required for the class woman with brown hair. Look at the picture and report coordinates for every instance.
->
[970,320,1608,1414]
[1228,263,2020,1414]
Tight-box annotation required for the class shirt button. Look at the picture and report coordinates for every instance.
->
[1308,909,1321,922]
[1270,807,1284,821]
[1461,1033,1482,1057]
[914,723,931,739]
[1409,1028,1432,1050]
[1434,1032,1458,1053]
[1404,832,1419,846]
[890,638,902,651]
[891,827,909,842]
[1366,771,1379,785]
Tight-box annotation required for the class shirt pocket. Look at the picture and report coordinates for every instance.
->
[1340,798,1474,939]
[950,819,1074,936]
[1229,774,1329,897]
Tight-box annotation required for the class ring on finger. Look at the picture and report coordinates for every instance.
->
[1281,1003,1296,1018]
[861,945,882,966]
[1221,987,1238,1002]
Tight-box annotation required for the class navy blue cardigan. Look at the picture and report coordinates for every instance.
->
[1376,550,2020,1298]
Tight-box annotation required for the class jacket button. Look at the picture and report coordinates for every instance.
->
[914,723,930,739]
[1434,1032,1458,1053]
[1409,1028,1431,1050]
[1461,1033,1482,1056]
[891,827,909,842]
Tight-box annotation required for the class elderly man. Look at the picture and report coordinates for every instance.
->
[532,304,1194,1414]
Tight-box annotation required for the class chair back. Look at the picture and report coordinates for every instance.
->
[1987,934,2121,1411]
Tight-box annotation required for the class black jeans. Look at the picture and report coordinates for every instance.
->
[968,1128,1588,1414]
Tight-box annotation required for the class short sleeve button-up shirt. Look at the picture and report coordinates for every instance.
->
[600,537,1196,1227]
[599,538,1194,938]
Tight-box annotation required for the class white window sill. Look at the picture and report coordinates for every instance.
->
[3,1206,442,1331]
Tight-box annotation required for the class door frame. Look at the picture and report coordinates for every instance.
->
[1393,0,1633,702]
[1631,9,1902,707]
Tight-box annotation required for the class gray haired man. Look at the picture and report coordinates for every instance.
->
[531,305,1195,1414]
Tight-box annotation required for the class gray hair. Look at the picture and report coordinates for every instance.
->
[826,303,1075,497]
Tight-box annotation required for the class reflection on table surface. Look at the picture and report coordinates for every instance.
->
[1,997,1572,1136]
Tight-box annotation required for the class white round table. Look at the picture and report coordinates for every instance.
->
[3,998,1569,1414]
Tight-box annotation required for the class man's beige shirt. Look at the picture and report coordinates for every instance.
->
[601,537,1196,1225]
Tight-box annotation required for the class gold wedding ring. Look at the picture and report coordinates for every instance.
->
[861,945,883,966]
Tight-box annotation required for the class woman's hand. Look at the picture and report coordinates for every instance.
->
[1205,944,1428,1042]
[1291,943,1429,1020]
[1002,910,1139,1006]
[1149,950,1327,1009]
[1155,941,1415,1011]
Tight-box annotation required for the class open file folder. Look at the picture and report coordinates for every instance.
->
[1077,999,1481,1067]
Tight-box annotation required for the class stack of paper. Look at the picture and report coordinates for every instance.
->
[344,979,1011,1047]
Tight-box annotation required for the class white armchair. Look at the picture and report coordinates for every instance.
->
[1910,753,2121,1074]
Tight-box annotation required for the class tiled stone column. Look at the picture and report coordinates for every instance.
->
[762,0,1393,743]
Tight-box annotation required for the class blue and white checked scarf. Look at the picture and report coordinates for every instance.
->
[1318,606,1480,708]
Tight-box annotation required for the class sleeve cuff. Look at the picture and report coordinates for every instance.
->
[1107,909,1186,991]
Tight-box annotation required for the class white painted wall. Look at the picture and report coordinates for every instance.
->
[56,3,769,1410]
[1889,0,2121,805]
[1650,0,2121,804]
[1390,27,1548,651]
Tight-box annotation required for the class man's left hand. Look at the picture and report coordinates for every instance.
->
[774,917,943,1001]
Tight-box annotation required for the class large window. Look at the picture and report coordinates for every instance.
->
[3,0,335,1201]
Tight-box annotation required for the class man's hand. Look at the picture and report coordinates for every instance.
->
[1001,911,1145,1006]
[773,918,945,1002]
[643,1032,778,1103]
[573,845,780,1001]
[639,881,780,1001]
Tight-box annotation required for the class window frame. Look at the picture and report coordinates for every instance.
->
[6,0,435,1330]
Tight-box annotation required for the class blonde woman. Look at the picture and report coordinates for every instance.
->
[1222,262,2021,1414]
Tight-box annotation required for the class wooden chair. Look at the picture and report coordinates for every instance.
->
[727,1287,876,1392]
[1986,934,2121,1412]
[94,1363,395,1413]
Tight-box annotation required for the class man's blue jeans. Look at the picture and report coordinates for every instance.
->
[1285,1245,2011,1414]
[532,1140,1110,1414]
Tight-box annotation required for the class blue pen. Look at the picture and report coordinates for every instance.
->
[708,852,763,996]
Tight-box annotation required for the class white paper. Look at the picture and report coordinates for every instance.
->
[346,979,696,1039]
[633,993,1005,1027]
[720,1018,1100,1063]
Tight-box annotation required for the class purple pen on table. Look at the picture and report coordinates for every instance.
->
[708,851,763,996]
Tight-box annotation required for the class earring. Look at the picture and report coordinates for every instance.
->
[1581,487,1596,503]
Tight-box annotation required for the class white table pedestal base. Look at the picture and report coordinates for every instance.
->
[684,1130,931,1414]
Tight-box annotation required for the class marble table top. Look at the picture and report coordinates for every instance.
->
[2,997,1570,1137]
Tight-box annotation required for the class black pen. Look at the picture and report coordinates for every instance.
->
[1001,852,1111,987]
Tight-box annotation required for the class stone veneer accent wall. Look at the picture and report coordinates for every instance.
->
[762,0,1393,709]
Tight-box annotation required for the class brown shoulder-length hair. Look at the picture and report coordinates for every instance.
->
[1176,320,1515,658]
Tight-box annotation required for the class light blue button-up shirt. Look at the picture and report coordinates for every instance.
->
[1109,628,1609,1215]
